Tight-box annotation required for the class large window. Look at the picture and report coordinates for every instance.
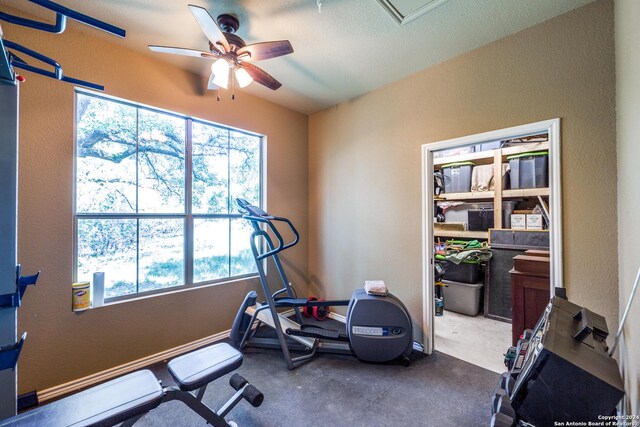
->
[74,92,261,301]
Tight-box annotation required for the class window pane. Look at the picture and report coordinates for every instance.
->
[230,219,256,276]
[77,218,136,298]
[139,218,185,293]
[194,218,230,282]
[192,122,229,214]
[75,93,263,301]
[76,94,137,213]
[230,131,261,207]
[138,110,185,213]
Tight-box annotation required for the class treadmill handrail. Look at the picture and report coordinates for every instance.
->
[245,215,299,260]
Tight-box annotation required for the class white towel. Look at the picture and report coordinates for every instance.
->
[364,280,387,295]
[92,272,105,307]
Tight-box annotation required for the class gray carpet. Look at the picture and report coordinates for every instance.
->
[137,345,498,427]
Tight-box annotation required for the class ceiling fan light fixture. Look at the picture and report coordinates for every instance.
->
[212,71,229,90]
[148,5,291,94]
[211,58,230,89]
[235,67,253,88]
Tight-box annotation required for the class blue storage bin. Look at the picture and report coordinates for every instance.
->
[508,151,548,189]
[441,162,474,193]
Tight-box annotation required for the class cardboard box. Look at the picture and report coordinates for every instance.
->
[526,214,543,230]
[511,214,526,230]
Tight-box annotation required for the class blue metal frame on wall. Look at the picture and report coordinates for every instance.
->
[0,0,126,89]
[0,0,125,420]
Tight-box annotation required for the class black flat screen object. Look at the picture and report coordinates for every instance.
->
[468,209,495,231]
[509,298,624,426]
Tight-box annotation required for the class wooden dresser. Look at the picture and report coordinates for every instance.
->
[510,254,550,345]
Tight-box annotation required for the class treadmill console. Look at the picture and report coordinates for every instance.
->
[236,198,270,218]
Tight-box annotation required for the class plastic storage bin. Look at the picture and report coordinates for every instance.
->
[442,201,518,228]
[442,260,481,284]
[441,162,474,193]
[442,279,483,316]
[508,151,548,189]
[443,202,492,224]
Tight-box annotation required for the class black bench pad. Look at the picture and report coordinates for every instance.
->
[168,343,243,392]
[0,369,163,427]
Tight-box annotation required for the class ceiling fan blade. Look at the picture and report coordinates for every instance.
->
[240,63,282,91]
[237,40,294,62]
[148,45,217,59]
[188,4,230,53]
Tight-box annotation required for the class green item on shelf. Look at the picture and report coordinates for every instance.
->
[506,151,548,160]
[441,161,475,169]
[445,249,492,265]
[446,239,484,249]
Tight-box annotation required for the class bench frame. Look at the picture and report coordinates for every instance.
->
[161,382,248,427]
[0,344,262,427]
[95,371,257,427]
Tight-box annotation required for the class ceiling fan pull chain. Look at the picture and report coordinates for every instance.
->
[231,71,236,100]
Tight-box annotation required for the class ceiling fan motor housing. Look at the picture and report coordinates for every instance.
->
[217,14,239,33]
[210,14,245,53]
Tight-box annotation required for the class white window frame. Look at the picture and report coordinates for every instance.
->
[73,89,264,303]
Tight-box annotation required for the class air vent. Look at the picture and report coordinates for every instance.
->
[376,0,452,25]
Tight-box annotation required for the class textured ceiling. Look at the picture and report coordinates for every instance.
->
[1,0,596,114]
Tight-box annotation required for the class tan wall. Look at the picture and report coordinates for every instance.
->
[9,17,308,393]
[615,0,640,413]
[309,0,617,339]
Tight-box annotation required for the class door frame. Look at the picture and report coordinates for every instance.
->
[420,118,562,354]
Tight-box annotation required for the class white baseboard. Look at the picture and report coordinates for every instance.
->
[37,330,230,403]
[37,308,299,403]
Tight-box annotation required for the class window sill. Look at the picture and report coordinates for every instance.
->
[74,274,259,311]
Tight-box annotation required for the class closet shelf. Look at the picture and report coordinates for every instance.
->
[438,191,494,201]
[503,188,549,198]
[433,229,488,239]
[438,187,549,201]
[433,141,549,167]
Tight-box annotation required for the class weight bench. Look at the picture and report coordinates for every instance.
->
[0,343,263,427]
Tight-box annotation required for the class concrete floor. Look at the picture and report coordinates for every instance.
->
[140,343,498,426]
[434,310,512,374]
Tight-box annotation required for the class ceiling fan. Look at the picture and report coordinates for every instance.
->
[148,4,293,93]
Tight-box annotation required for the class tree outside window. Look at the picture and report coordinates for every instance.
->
[75,92,261,300]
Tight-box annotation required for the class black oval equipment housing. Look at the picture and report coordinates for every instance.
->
[346,288,413,363]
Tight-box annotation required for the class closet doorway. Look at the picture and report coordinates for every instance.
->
[420,119,562,373]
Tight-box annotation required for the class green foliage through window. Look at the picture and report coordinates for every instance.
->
[75,92,261,299]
